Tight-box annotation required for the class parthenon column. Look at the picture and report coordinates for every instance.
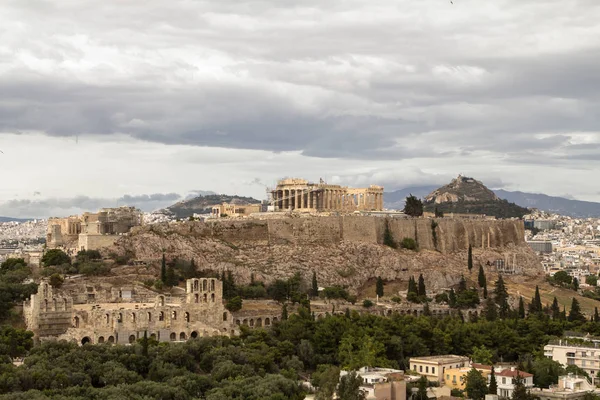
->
[296,190,301,210]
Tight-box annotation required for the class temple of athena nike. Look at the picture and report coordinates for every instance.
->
[270,178,384,212]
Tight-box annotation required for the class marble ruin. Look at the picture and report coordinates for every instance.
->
[24,278,280,345]
[46,207,143,251]
[270,178,384,212]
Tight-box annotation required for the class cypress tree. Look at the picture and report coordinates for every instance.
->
[376,276,384,297]
[458,276,467,293]
[483,284,488,299]
[312,271,319,297]
[568,297,585,323]
[573,277,579,291]
[488,366,497,395]
[494,275,509,318]
[551,297,561,319]
[423,301,431,316]
[418,274,426,297]
[518,297,526,319]
[160,252,167,283]
[484,296,497,321]
[468,244,473,272]
[449,288,457,308]
[478,265,486,287]
[529,286,542,313]
[142,330,149,357]
[408,276,417,295]
[282,304,288,321]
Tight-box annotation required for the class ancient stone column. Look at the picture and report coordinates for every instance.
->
[284,190,289,209]
[296,190,301,210]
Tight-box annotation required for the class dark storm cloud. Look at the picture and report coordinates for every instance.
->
[1,0,600,164]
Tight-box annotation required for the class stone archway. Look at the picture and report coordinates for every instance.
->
[129,335,136,344]
[81,336,91,345]
[98,336,105,344]
[191,331,198,339]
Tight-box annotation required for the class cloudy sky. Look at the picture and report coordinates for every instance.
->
[1,0,599,218]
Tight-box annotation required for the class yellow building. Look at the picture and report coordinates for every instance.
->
[409,355,469,382]
[444,364,492,390]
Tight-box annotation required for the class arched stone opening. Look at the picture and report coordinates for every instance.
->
[131,313,136,323]
[98,336,105,344]
[265,318,271,326]
[236,319,241,325]
[180,332,187,340]
[159,296,165,307]
[129,335,136,344]
[117,313,123,323]
[203,280,207,291]
[73,316,80,328]
[81,337,91,345]
[170,332,176,341]
[210,280,215,291]
[191,331,198,339]
[159,311,164,321]
[256,318,262,327]
[193,280,199,291]
[249,319,255,327]
[150,333,156,340]
[194,294,199,303]
[171,311,177,320]
[105,314,110,324]
[272,317,278,323]
[184,312,190,322]
[203,293,207,302]
[147,312,152,321]
[242,319,248,325]
[223,312,228,321]
[108,336,115,344]
[211,293,215,302]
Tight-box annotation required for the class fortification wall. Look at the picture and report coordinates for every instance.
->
[198,216,525,251]
[78,234,120,251]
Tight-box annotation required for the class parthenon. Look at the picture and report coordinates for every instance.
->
[270,178,384,212]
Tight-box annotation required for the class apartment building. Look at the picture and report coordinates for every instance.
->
[544,339,600,383]
[409,355,470,382]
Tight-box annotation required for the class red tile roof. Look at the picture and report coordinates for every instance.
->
[496,369,533,378]
[471,363,492,370]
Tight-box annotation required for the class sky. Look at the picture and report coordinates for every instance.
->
[1,0,600,218]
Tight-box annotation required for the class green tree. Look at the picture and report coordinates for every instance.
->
[529,286,542,314]
[282,303,288,320]
[489,367,497,395]
[552,271,572,286]
[494,275,509,318]
[362,299,374,308]
[518,297,526,319]
[160,252,167,284]
[1,258,27,271]
[383,220,397,249]
[313,365,341,400]
[225,296,243,312]
[418,274,426,297]
[594,307,600,323]
[49,273,64,288]
[337,371,366,400]
[376,277,384,298]
[472,345,493,365]
[532,356,563,388]
[586,275,598,286]
[416,376,428,400]
[465,368,488,400]
[312,271,319,297]
[484,297,497,321]
[448,288,457,308]
[401,238,418,250]
[468,245,473,272]
[403,194,423,217]
[41,249,71,267]
[568,297,586,323]
[478,265,486,288]
[551,297,561,320]
[512,373,535,400]
[573,277,579,291]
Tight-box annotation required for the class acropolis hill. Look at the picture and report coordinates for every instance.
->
[110,216,543,291]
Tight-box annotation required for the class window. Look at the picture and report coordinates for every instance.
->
[420,366,423,373]
[582,360,587,367]
[446,375,450,380]
[582,352,587,357]
[432,367,435,374]
[426,366,429,373]
[414,365,417,371]
[502,378,506,384]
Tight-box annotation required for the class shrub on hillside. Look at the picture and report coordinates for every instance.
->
[400,238,418,250]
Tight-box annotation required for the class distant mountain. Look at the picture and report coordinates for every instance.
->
[495,190,600,218]
[165,194,261,219]
[0,217,33,223]
[422,175,529,218]
[384,186,438,210]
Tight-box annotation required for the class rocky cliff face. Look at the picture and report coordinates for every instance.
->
[110,217,542,292]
